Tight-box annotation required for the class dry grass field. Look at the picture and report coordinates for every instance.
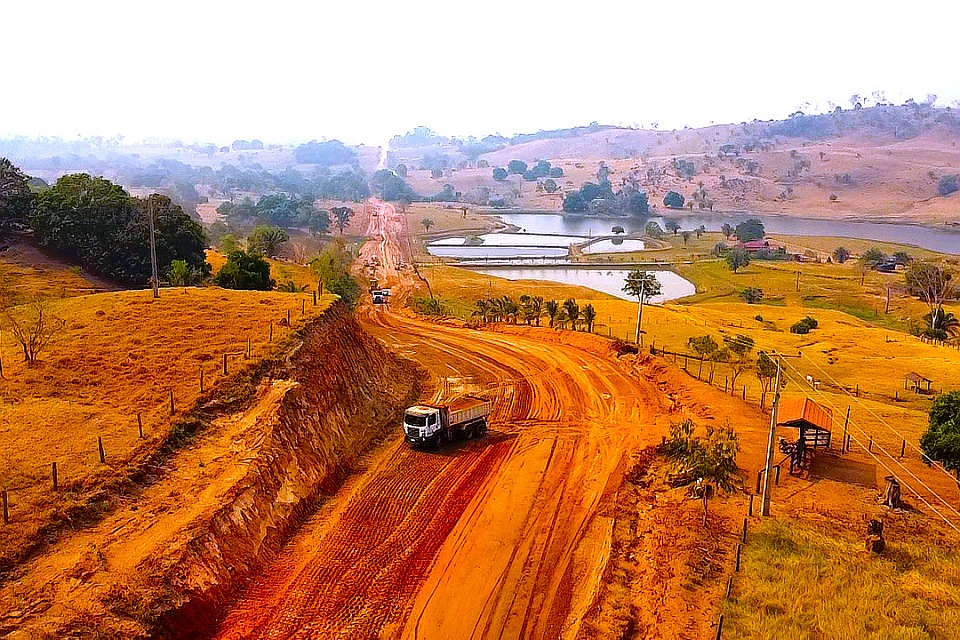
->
[0,249,334,571]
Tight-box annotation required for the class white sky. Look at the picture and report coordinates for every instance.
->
[4,0,959,146]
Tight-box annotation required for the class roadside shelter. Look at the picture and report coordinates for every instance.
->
[904,372,933,394]
[778,397,833,449]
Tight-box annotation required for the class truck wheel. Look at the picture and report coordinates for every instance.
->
[478,420,488,436]
[464,425,475,440]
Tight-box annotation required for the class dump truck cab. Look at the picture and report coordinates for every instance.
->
[403,405,443,446]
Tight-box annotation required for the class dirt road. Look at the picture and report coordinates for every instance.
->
[213,201,668,639]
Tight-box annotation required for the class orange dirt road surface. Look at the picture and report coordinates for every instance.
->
[212,200,670,639]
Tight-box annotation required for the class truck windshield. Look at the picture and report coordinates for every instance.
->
[404,414,427,427]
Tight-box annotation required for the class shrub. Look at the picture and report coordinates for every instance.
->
[937,174,959,196]
[663,190,685,208]
[662,418,740,493]
[214,250,273,290]
[410,296,444,316]
[492,167,508,181]
[790,316,818,334]
[742,287,764,304]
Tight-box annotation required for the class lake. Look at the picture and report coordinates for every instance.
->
[494,212,960,255]
[472,267,695,303]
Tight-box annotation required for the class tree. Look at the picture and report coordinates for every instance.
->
[507,160,528,175]
[665,220,681,235]
[542,178,559,193]
[623,271,662,344]
[861,247,887,267]
[581,303,597,333]
[694,225,706,239]
[167,259,201,286]
[893,251,913,266]
[663,191,684,208]
[833,246,851,263]
[32,177,208,285]
[549,166,564,178]
[562,299,580,330]
[938,175,959,197]
[562,191,587,213]
[905,261,956,329]
[722,334,754,392]
[721,223,734,238]
[214,250,273,290]
[519,295,544,326]
[756,352,779,408]
[431,168,443,179]
[331,206,354,234]
[247,225,289,258]
[395,164,408,178]
[734,218,765,242]
[0,158,34,232]
[726,248,750,273]
[493,167,508,181]
[3,299,67,364]
[920,392,960,476]
[645,221,665,238]
[544,300,560,328]
[923,308,960,340]
[420,217,434,233]
[612,226,625,235]
[688,335,718,381]
[310,239,360,306]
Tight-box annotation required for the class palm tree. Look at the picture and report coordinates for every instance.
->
[544,300,560,328]
[530,296,544,326]
[581,304,597,333]
[421,217,435,233]
[925,308,960,338]
[555,308,569,330]
[562,299,580,331]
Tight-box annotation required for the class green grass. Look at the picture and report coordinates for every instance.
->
[723,519,960,639]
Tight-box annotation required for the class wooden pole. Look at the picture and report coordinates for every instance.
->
[715,614,724,640]
[2,490,7,524]
[775,465,781,485]
[869,436,873,452]
[301,299,305,315]
[749,494,754,516]
[269,322,273,342]
[169,389,175,414]
[223,353,228,375]
[313,291,317,306]
[98,436,105,464]
[287,309,291,325]
[246,337,251,359]
[199,367,204,392]
[138,413,143,439]
[741,518,748,543]
[51,462,58,492]
[735,544,742,571]
[901,440,906,458]
[842,406,850,453]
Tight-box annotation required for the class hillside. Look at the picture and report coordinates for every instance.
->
[392,106,960,227]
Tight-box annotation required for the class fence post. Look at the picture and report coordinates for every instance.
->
[756,469,763,494]
[223,353,228,375]
[246,337,251,359]
[98,436,105,464]
[313,291,317,306]
[199,367,204,393]
[735,544,742,571]
[702,491,709,525]
[775,465,781,485]
[869,436,873,452]
[2,490,8,524]
[842,406,850,454]
[725,577,733,598]
[742,386,746,400]
[741,518,748,543]
[301,299,305,315]
[900,440,906,458]
[269,322,273,342]
[749,494,754,516]
[169,390,175,415]
[51,462,58,492]
[138,413,143,439]
[287,309,291,325]
[715,614,724,640]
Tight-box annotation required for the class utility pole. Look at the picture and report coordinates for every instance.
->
[761,351,801,517]
[634,281,645,345]
[148,197,159,298]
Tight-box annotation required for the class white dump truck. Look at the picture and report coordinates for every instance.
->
[403,397,492,448]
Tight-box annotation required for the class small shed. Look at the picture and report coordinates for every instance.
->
[904,372,933,394]
[778,397,833,449]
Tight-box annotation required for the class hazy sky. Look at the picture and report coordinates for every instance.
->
[5,0,959,146]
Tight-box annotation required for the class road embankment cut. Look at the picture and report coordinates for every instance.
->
[1,302,421,639]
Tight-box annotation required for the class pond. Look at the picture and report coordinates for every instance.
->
[427,233,646,258]
[493,212,960,255]
[581,239,646,254]
[471,267,695,303]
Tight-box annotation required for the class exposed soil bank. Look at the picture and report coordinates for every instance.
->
[1,304,420,639]
[156,304,421,638]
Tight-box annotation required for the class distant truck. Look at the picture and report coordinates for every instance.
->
[403,397,492,448]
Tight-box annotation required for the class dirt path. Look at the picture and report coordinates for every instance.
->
[213,198,670,638]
